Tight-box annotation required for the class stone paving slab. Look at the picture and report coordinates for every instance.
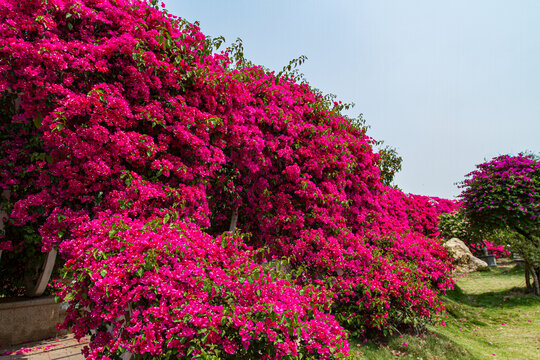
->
[0,334,89,360]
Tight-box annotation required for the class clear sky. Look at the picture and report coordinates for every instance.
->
[163,0,540,199]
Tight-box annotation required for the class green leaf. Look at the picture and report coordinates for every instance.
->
[32,115,43,128]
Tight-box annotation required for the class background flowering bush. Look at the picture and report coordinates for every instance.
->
[459,153,540,294]
[0,0,458,357]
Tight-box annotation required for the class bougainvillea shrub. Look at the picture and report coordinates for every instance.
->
[459,153,540,294]
[468,241,510,258]
[321,231,453,338]
[374,188,459,239]
[57,213,348,360]
[460,154,539,231]
[0,0,458,355]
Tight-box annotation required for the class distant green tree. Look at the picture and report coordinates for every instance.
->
[438,209,479,243]
[460,153,540,295]
[377,145,403,187]
[438,208,512,257]
[349,114,403,186]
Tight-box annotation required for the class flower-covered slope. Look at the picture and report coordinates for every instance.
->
[0,0,458,358]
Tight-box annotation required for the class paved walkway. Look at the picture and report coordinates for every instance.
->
[0,335,88,360]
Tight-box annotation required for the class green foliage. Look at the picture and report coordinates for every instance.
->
[226,37,256,69]
[276,54,308,83]
[347,114,403,186]
[377,146,403,187]
[438,209,474,242]
[437,209,500,247]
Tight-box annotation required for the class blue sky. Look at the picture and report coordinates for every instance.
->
[164,0,540,199]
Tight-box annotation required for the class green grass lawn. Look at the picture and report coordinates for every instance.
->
[347,261,540,360]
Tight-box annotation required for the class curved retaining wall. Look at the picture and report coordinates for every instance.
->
[0,296,68,346]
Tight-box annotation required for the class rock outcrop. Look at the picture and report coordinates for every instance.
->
[443,238,488,273]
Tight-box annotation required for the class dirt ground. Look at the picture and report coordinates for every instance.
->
[0,334,88,360]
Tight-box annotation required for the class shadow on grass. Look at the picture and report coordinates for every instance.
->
[446,265,540,308]
[481,263,533,281]
[447,276,540,309]
[348,331,476,360]
[346,263,538,359]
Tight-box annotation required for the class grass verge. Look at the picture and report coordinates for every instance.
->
[346,261,540,360]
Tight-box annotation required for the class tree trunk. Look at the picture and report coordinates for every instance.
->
[229,208,238,232]
[524,263,532,293]
[512,231,540,296]
[530,265,540,296]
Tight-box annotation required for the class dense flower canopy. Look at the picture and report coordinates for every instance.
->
[58,214,348,359]
[0,0,458,358]
[460,154,540,231]
[459,153,540,294]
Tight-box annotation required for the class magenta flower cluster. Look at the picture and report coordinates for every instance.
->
[468,241,510,258]
[460,154,540,227]
[0,0,458,358]
[57,213,348,359]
